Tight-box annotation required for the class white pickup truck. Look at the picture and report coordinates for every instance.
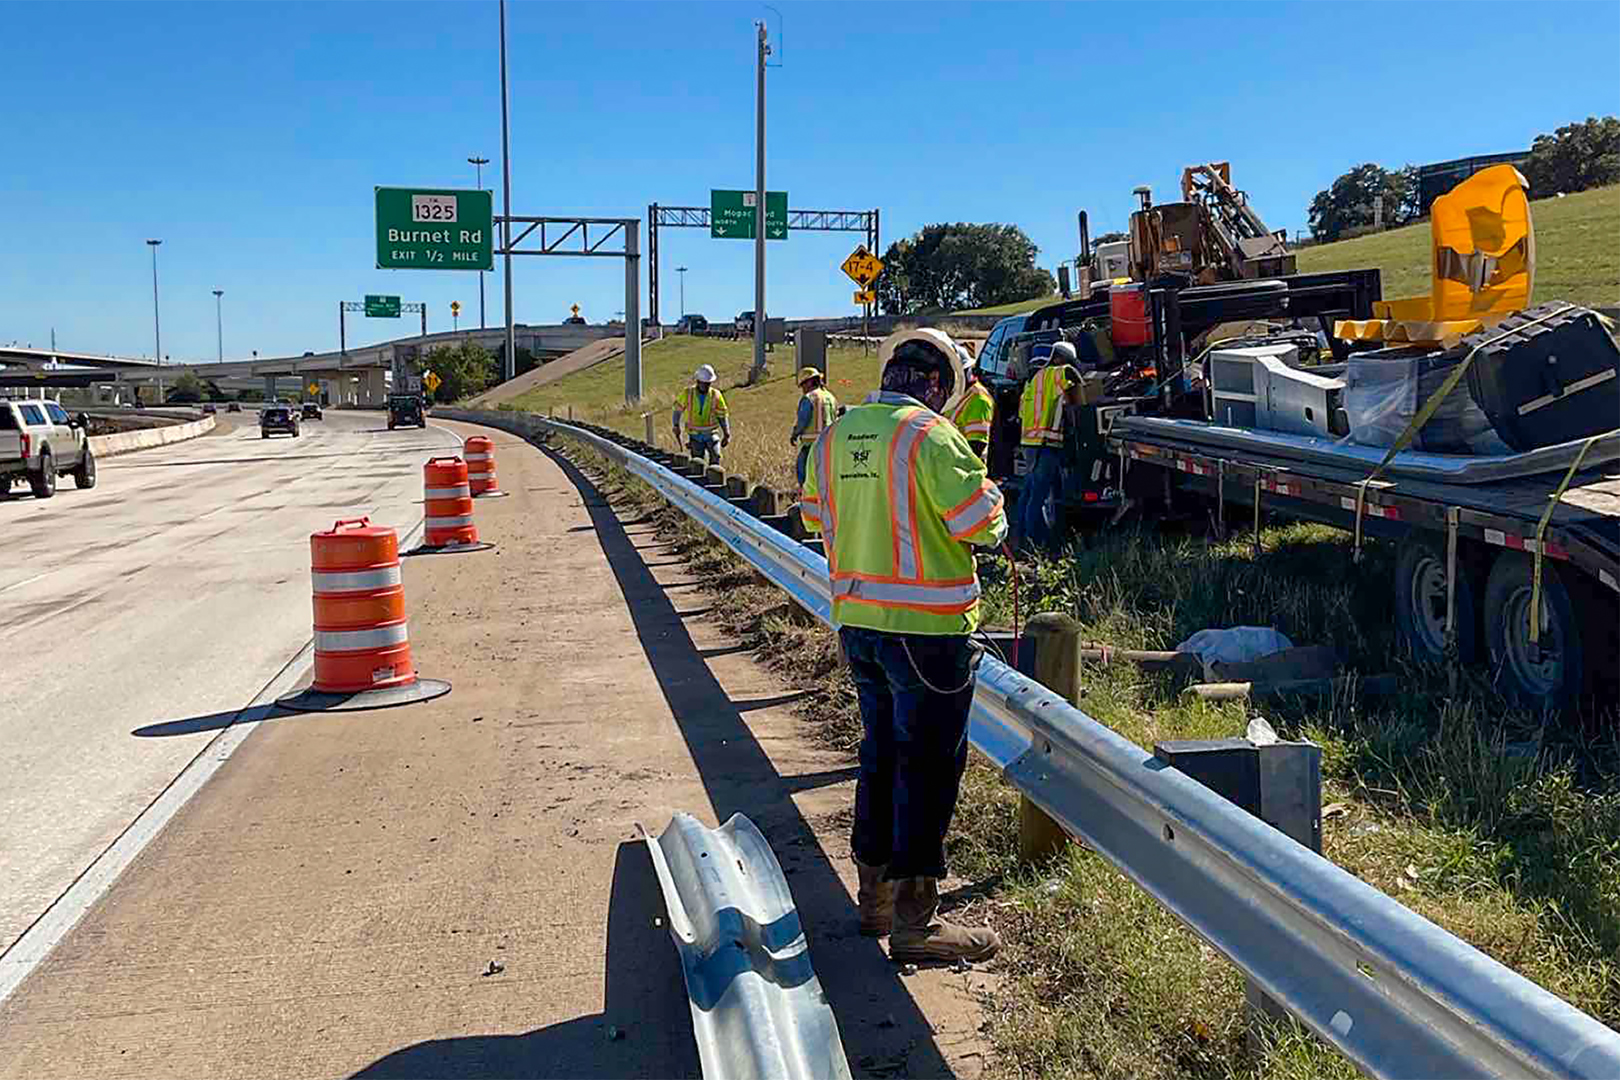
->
[0,399,96,499]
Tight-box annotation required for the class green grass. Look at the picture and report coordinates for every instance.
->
[553,437,1620,1079]
[1297,185,1620,308]
[956,184,1619,317]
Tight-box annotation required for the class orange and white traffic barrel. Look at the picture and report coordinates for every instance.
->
[464,435,500,495]
[423,456,478,547]
[310,518,413,692]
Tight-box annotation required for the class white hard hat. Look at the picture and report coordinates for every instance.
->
[877,328,965,411]
[955,343,977,371]
[694,364,716,383]
[1050,341,1078,363]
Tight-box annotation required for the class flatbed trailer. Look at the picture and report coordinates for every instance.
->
[1108,417,1620,711]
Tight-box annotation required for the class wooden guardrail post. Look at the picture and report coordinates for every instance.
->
[644,413,655,446]
[1019,613,1081,863]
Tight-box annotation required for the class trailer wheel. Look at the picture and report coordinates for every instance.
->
[1484,553,1584,712]
[1394,534,1477,665]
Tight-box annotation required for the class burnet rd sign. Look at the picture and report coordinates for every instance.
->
[375,187,494,271]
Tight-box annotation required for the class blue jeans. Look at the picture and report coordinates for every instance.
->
[1018,445,1063,550]
[839,627,976,880]
[795,444,811,487]
[687,432,720,466]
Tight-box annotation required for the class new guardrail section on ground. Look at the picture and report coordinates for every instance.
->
[440,406,1620,1080]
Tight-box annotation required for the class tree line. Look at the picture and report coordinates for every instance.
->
[1308,115,1619,242]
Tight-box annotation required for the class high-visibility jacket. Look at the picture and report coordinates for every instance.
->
[949,381,995,446]
[1018,364,1070,447]
[801,391,1008,636]
[674,385,728,434]
[795,387,838,446]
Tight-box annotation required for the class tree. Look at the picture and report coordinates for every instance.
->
[167,371,204,403]
[1307,163,1420,241]
[417,340,496,403]
[1522,116,1620,196]
[875,223,1055,314]
[1093,230,1128,245]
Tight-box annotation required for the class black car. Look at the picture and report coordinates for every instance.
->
[301,402,324,420]
[226,401,242,413]
[676,314,710,334]
[261,406,301,439]
[387,394,426,430]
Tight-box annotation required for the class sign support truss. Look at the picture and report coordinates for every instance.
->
[341,300,426,361]
[495,214,642,401]
[647,204,879,327]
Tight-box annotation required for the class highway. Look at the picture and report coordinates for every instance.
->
[0,410,461,954]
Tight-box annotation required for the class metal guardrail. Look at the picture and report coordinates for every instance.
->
[644,813,852,1080]
[441,407,1620,1080]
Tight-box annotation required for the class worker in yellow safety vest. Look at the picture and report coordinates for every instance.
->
[801,327,1007,964]
[1016,340,1079,551]
[671,364,730,467]
[790,366,838,488]
[947,345,995,460]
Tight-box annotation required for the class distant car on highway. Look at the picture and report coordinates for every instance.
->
[387,393,426,430]
[301,402,323,420]
[202,403,217,415]
[260,406,301,439]
[735,310,756,333]
[226,401,242,413]
[676,314,709,334]
[0,399,95,498]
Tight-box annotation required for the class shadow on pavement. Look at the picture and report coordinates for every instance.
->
[548,449,954,1077]
[350,841,700,1079]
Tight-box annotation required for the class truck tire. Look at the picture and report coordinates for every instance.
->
[73,445,97,489]
[29,450,56,498]
[1483,552,1584,712]
[1394,534,1477,665]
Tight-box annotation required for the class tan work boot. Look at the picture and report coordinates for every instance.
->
[856,860,894,937]
[889,877,1000,963]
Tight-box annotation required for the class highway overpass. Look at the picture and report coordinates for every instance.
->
[1,324,618,404]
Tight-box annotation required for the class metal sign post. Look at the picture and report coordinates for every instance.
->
[842,245,883,355]
[495,215,642,402]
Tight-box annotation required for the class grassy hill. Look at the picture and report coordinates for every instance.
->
[958,184,1619,316]
[502,335,885,491]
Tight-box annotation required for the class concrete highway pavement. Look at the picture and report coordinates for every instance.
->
[0,409,461,955]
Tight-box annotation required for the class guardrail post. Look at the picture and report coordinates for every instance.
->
[644,412,655,446]
[1019,613,1080,862]
[749,485,781,518]
[1154,736,1322,1041]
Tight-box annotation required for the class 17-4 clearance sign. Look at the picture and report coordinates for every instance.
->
[375,187,494,270]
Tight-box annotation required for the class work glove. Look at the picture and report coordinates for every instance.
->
[721,434,730,447]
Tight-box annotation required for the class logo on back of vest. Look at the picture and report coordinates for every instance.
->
[850,449,871,466]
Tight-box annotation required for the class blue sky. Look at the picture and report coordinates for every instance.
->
[2,1,1616,361]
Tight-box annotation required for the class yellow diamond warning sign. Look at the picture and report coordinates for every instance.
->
[841,245,883,288]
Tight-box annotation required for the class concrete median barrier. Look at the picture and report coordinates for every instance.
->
[87,414,216,458]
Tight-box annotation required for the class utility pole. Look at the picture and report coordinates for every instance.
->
[213,289,224,361]
[750,20,770,383]
[498,0,516,382]
[468,155,489,329]
[677,265,688,318]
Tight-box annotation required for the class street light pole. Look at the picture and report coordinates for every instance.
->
[213,289,224,362]
[146,239,163,362]
[498,0,516,381]
[676,265,688,318]
[468,155,490,329]
[750,20,770,382]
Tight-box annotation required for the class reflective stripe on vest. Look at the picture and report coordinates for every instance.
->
[311,565,403,593]
[678,387,724,432]
[798,388,836,445]
[1020,365,1065,446]
[832,575,980,612]
[888,409,938,581]
[950,383,994,441]
[942,479,1004,539]
[314,622,409,652]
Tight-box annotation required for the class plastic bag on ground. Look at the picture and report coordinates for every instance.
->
[1175,627,1294,668]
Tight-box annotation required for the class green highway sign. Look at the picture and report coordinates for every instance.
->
[375,187,494,270]
[711,189,787,240]
[364,294,402,318]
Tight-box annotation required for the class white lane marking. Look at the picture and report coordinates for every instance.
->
[0,639,313,1004]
